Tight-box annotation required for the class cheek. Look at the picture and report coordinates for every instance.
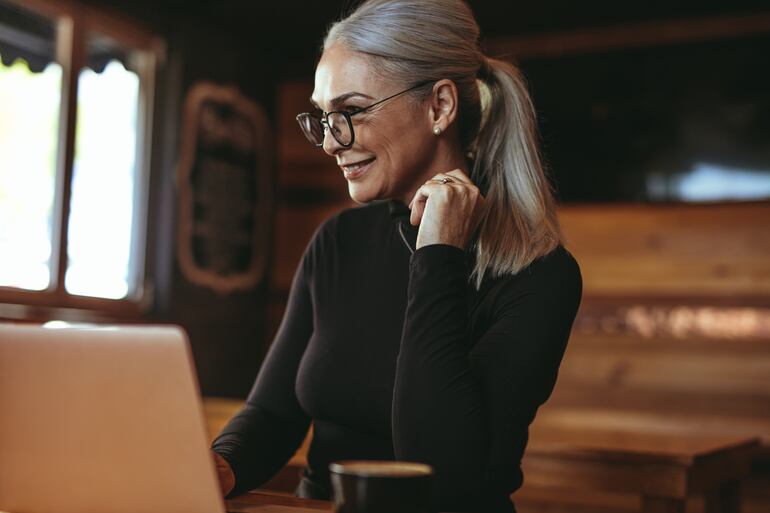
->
[359,114,427,166]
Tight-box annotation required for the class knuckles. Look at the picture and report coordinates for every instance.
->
[419,171,482,209]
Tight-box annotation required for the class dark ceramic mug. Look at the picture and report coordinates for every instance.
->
[329,460,435,513]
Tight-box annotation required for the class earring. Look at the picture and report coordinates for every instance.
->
[433,126,442,135]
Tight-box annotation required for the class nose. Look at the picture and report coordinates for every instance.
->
[322,126,345,156]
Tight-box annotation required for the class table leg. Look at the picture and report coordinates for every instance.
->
[704,480,741,513]
[641,496,686,513]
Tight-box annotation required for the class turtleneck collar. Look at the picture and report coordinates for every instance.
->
[387,199,411,222]
[385,198,476,269]
[386,199,418,256]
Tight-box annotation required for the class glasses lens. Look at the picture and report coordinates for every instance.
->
[327,112,352,146]
[296,113,324,145]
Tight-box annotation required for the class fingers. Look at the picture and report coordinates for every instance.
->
[409,169,469,207]
[434,168,473,185]
[409,184,430,226]
[409,182,449,226]
[212,450,236,496]
[409,169,479,226]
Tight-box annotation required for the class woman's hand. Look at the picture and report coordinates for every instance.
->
[409,169,485,250]
[211,450,236,497]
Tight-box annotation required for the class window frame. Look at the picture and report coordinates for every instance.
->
[0,0,164,319]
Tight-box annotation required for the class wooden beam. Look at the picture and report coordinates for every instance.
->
[485,12,770,60]
[50,13,83,298]
[4,0,164,58]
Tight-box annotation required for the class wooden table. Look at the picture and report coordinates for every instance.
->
[226,433,758,513]
[227,490,331,512]
[521,429,760,513]
[203,398,761,513]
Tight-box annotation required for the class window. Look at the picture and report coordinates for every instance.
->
[0,0,162,316]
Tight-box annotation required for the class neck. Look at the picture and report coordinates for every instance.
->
[397,142,469,205]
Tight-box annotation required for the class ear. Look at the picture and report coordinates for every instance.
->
[427,79,459,132]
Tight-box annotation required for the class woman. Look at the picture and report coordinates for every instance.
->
[212,0,582,511]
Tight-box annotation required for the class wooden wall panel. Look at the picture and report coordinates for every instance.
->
[276,80,348,195]
[555,334,770,399]
[270,79,770,344]
[276,80,770,302]
[539,332,770,444]
[277,81,318,166]
[268,80,355,340]
[558,202,770,298]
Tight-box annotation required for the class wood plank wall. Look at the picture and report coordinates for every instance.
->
[269,79,770,341]
[560,203,770,298]
[269,81,355,337]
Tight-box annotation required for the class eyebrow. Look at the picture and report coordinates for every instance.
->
[309,91,375,110]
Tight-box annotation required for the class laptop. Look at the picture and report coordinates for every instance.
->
[0,323,228,513]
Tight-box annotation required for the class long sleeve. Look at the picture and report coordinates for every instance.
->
[211,236,316,496]
[392,244,582,511]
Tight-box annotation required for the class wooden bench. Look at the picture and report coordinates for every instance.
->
[514,330,770,513]
[523,429,758,513]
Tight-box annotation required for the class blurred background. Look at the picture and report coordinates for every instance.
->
[1,1,769,511]
[0,0,770,384]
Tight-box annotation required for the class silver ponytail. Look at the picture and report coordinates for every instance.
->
[326,0,562,288]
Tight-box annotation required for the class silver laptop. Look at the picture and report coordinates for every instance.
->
[0,323,226,513]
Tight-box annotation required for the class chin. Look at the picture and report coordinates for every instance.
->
[347,183,380,204]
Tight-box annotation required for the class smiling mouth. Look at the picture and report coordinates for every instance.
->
[341,157,376,180]
[341,157,376,173]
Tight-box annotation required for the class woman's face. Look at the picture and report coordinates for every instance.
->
[312,44,437,204]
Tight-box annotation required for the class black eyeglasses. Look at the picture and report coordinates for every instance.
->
[296,81,432,148]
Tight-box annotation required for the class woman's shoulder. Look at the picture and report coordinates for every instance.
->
[530,245,581,280]
[305,201,390,253]
[483,245,582,301]
[523,244,581,295]
[477,245,582,322]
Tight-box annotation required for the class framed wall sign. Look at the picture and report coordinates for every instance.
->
[176,82,272,294]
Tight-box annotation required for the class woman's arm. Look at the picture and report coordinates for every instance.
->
[392,244,581,510]
[211,224,323,496]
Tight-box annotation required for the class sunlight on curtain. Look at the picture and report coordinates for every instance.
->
[65,59,139,299]
[0,57,61,291]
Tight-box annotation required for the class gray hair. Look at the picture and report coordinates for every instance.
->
[325,0,562,288]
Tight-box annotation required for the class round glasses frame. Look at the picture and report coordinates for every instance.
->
[296,81,433,148]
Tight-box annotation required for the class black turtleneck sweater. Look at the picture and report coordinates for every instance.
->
[212,200,582,512]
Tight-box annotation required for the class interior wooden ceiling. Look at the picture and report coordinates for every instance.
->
[92,0,770,39]
[82,0,770,76]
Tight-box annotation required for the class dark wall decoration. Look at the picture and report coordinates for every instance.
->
[176,82,272,294]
